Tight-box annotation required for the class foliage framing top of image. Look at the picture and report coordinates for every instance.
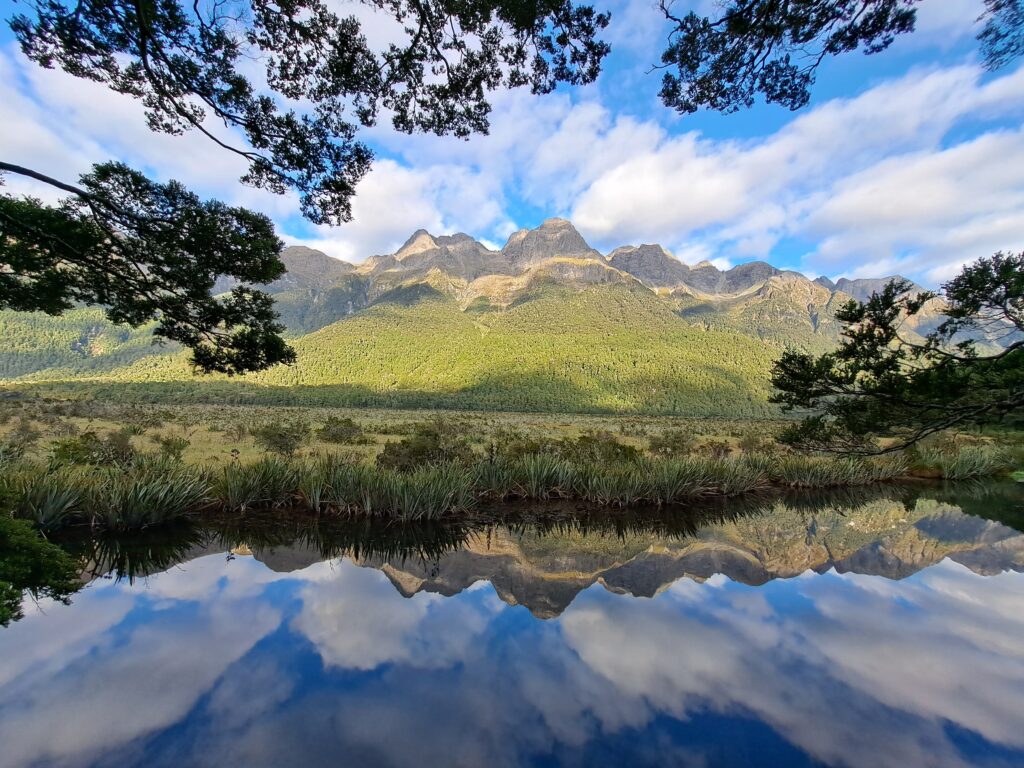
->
[9,0,611,225]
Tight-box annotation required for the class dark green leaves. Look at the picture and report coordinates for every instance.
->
[0,162,295,374]
[658,0,1022,114]
[771,253,1024,453]
[11,0,609,224]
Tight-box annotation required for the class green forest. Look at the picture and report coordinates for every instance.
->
[1,285,780,417]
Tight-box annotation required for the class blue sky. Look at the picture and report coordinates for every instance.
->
[2,0,1023,285]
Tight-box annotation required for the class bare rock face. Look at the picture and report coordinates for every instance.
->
[501,218,602,267]
[214,245,355,296]
[606,244,691,288]
[834,276,927,302]
[255,219,950,351]
[679,260,787,294]
[814,276,836,291]
[366,230,513,281]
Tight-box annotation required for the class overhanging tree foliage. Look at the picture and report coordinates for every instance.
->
[771,252,1024,454]
[657,0,1024,114]
[9,0,610,224]
[0,162,293,374]
[2,0,610,372]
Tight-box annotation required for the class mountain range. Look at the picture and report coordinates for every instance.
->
[0,219,954,415]
[232,218,927,345]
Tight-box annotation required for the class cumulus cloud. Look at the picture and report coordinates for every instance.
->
[0,554,283,768]
[4,13,1023,284]
[291,560,498,670]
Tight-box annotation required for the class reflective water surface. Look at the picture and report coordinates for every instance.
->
[3,483,1024,768]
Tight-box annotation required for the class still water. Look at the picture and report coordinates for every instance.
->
[3,483,1024,768]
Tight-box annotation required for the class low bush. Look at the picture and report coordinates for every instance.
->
[150,433,190,461]
[50,429,136,467]
[648,429,695,458]
[251,419,311,458]
[376,421,474,471]
[317,416,365,445]
[557,431,641,464]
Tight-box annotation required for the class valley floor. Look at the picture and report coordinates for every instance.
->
[0,397,790,465]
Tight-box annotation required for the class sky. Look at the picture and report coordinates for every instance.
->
[1,0,1023,286]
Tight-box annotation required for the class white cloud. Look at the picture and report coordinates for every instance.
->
[291,560,497,670]
[4,15,1023,285]
[807,129,1024,279]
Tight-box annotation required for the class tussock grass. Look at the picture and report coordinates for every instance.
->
[774,454,909,488]
[1,438,1004,533]
[85,460,210,531]
[308,459,476,520]
[214,456,297,511]
[914,445,1011,480]
[512,454,575,500]
[4,458,209,531]
[5,465,86,531]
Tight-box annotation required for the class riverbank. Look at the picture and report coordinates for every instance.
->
[3,445,1015,533]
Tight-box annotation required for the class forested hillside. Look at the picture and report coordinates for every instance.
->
[17,285,778,416]
[0,219,930,416]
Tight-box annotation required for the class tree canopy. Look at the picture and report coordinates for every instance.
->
[0,162,294,373]
[771,252,1024,454]
[9,0,609,224]
[658,0,1024,114]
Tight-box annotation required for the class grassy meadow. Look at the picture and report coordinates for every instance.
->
[0,396,1019,533]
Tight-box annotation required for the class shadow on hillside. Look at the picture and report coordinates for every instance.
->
[8,365,778,417]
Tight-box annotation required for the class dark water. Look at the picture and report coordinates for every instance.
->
[3,482,1024,768]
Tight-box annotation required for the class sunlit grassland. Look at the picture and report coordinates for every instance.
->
[0,397,1017,533]
[0,401,792,465]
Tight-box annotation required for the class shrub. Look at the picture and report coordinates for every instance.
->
[8,417,42,452]
[487,427,556,460]
[738,433,772,453]
[50,429,135,467]
[376,421,474,471]
[317,416,364,444]
[557,431,640,464]
[695,440,732,459]
[648,429,695,458]
[50,420,80,438]
[150,433,191,461]
[251,419,311,458]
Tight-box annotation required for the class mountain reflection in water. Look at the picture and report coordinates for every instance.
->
[2,482,1024,768]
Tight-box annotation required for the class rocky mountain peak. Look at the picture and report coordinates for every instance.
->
[607,244,691,288]
[396,229,439,260]
[833,276,927,302]
[814,276,836,291]
[501,218,601,267]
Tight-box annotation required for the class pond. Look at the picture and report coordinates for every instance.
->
[3,481,1024,768]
